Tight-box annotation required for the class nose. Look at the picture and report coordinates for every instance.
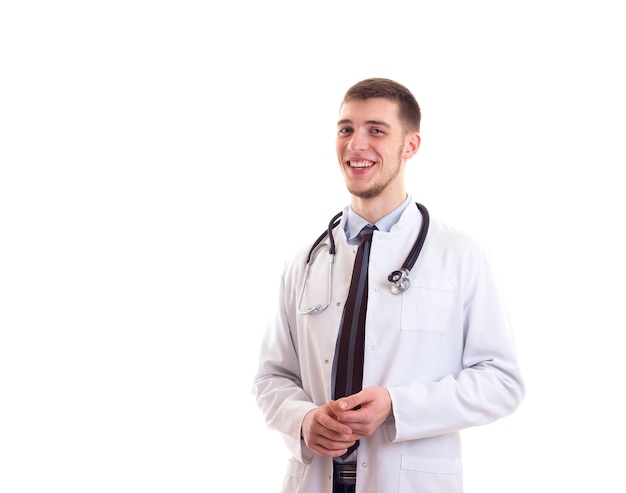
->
[347,129,368,152]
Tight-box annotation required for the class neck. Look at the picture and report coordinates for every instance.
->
[350,190,408,224]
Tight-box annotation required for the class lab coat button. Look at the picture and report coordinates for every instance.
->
[370,345,376,351]
[361,462,367,468]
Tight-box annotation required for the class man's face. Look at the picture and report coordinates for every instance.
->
[336,98,415,200]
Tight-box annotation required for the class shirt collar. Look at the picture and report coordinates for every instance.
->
[344,195,412,243]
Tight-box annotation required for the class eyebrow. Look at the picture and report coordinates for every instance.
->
[337,119,392,128]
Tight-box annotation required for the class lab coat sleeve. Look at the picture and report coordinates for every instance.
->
[252,261,317,464]
[386,245,525,442]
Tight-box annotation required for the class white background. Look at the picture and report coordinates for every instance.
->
[2,1,625,491]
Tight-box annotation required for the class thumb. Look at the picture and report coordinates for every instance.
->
[328,398,350,414]
[337,395,362,412]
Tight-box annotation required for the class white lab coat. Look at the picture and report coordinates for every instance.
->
[253,203,524,493]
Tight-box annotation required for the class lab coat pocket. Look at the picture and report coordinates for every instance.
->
[281,458,305,492]
[399,455,463,493]
[400,281,458,334]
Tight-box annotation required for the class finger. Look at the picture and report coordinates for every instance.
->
[319,410,353,435]
[333,393,367,413]
[328,398,357,415]
[310,437,355,458]
[330,402,366,426]
[311,444,350,458]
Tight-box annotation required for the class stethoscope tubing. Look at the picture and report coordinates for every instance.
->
[298,203,429,315]
[399,203,429,272]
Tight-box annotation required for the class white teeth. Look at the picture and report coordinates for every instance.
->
[349,160,374,168]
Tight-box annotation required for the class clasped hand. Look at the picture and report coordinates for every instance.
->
[301,386,392,457]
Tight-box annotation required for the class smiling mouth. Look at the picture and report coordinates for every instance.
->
[348,160,375,169]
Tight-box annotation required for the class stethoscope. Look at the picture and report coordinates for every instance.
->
[297,202,429,315]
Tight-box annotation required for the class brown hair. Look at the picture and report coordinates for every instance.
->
[342,78,421,132]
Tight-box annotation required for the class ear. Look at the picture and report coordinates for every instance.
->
[404,132,421,159]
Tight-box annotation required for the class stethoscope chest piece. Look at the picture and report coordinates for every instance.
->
[388,268,410,294]
[298,202,429,314]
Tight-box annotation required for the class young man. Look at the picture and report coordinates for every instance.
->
[253,78,524,493]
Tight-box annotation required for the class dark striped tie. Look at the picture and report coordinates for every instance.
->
[334,225,377,458]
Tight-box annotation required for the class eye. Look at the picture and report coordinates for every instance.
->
[370,128,385,134]
[338,127,353,135]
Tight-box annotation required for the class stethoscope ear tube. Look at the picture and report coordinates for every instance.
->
[300,203,430,314]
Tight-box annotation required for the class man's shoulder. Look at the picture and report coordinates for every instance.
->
[427,216,487,254]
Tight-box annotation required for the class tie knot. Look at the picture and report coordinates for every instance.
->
[359,225,377,242]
